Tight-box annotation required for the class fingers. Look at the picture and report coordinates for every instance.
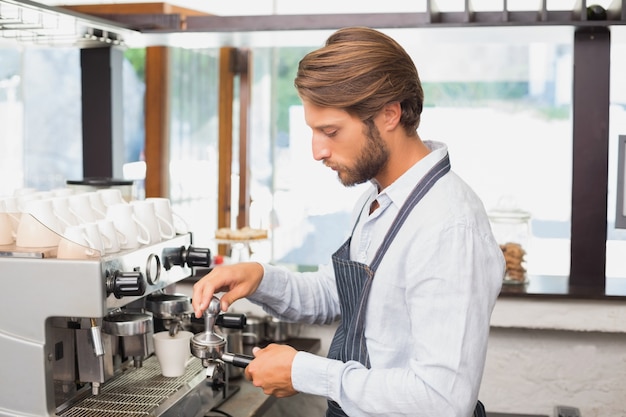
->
[218,294,232,312]
[191,265,239,317]
[191,275,218,318]
[244,344,298,398]
[191,262,264,318]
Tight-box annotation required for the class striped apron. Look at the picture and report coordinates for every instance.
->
[325,154,486,417]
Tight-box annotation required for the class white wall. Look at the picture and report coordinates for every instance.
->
[483,298,626,416]
[483,327,626,417]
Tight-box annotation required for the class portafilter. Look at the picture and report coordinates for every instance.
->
[190,296,254,369]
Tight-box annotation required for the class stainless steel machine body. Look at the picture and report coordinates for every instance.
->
[0,233,233,417]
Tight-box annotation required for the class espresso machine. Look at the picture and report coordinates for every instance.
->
[0,231,242,417]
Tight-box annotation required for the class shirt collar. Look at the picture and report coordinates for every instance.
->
[373,140,449,210]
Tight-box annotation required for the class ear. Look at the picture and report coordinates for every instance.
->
[381,101,402,131]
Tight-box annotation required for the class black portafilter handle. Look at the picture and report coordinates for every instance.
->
[162,246,211,270]
[216,313,247,329]
[216,313,253,367]
[221,352,254,368]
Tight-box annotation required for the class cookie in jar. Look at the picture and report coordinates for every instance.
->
[488,198,531,285]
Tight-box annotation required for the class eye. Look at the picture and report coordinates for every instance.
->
[323,129,338,138]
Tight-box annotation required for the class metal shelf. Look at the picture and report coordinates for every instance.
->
[0,0,139,47]
[2,0,626,47]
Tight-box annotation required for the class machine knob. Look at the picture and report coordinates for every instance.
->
[107,270,147,299]
[162,246,212,270]
[186,246,212,267]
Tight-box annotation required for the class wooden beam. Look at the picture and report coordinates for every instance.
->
[236,49,252,230]
[144,46,170,197]
[61,3,210,17]
[218,47,235,255]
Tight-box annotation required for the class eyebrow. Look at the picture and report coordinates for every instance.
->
[312,123,340,131]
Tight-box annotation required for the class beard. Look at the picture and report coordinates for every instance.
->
[334,122,389,187]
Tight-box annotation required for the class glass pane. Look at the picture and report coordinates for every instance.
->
[245,26,574,274]
[0,45,146,197]
[403,27,574,278]
[122,48,149,197]
[168,47,220,248]
[0,47,24,196]
[20,47,82,191]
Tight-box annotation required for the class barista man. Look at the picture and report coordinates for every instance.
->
[192,26,504,417]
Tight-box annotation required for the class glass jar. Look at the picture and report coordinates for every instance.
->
[488,201,531,285]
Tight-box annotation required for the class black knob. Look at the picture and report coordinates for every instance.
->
[107,270,146,299]
[185,246,212,267]
[162,246,212,270]
[586,5,607,20]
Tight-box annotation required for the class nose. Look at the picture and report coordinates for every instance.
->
[311,134,330,161]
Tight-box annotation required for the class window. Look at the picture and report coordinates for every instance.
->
[240,27,583,275]
[0,45,145,196]
[2,15,625,288]
[167,47,220,248]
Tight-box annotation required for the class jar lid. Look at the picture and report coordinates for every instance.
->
[488,208,531,220]
[488,196,531,220]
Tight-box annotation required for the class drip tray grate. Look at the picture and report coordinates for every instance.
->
[59,356,206,417]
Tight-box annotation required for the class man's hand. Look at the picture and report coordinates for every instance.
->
[191,262,264,317]
[245,344,299,398]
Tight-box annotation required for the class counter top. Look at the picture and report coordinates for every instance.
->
[209,378,276,417]
[499,274,626,300]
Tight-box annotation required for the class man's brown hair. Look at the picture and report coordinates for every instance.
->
[294,26,424,135]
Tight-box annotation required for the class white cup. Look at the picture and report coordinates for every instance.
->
[23,198,65,234]
[1,197,21,238]
[96,219,125,254]
[1,196,20,215]
[105,203,150,249]
[97,188,126,207]
[35,191,55,200]
[146,198,177,239]
[51,187,74,197]
[0,213,14,245]
[87,192,107,219]
[57,225,99,259]
[16,193,40,212]
[68,193,98,224]
[16,213,60,248]
[153,331,194,377]
[16,199,63,248]
[13,187,37,197]
[130,200,161,245]
[82,222,108,255]
[51,196,78,230]
[0,198,19,244]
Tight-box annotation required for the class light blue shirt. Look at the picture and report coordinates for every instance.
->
[249,141,504,417]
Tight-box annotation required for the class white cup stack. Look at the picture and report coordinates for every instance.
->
[3,186,180,255]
